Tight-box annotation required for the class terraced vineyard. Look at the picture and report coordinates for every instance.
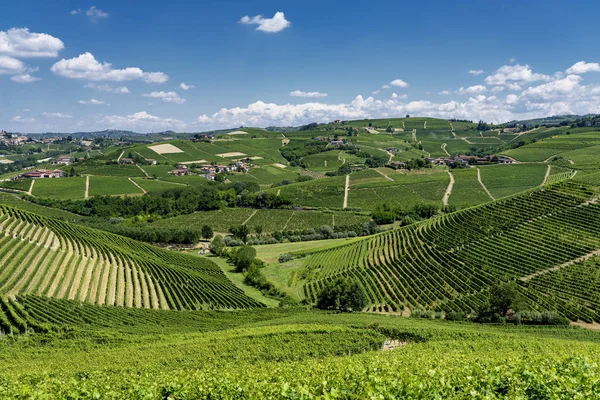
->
[298,181,600,321]
[0,205,263,333]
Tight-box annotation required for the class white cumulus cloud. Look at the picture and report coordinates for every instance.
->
[566,61,600,74]
[143,91,186,104]
[484,64,550,85]
[102,111,185,130]
[0,28,64,58]
[86,6,109,19]
[289,90,328,98]
[179,82,195,91]
[239,12,291,33]
[42,112,73,119]
[11,73,40,83]
[51,52,169,84]
[458,85,487,94]
[468,69,484,75]
[0,55,25,75]
[389,79,409,88]
[12,116,35,123]
[79,99,106,105]
[84,83,130,93]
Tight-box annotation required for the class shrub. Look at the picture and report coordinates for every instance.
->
[278,253,292,263]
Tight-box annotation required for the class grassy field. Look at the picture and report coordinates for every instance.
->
[448,168,494,208]
[32,177,86,200]
[478,163,547,199]
[88,176,144,197]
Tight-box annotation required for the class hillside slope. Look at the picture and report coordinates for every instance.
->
[298,181,600,322]
[0,205,263,327]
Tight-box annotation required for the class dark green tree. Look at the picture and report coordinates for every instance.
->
[201,225,214,240]
[316,277,367,312]
[210,235,224,256]
[230,225,250,242]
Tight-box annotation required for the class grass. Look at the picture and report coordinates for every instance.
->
[449,168,493,208]
[88,176,144,197]
[33,177,86,200]
[479,163,547,199]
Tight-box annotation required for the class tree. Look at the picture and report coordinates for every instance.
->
[254,224,263,237]
[476,282,524,322]
[316,277,367,312]
[201,225,214,240]
[232,245,256,272]
[210,235,224,256]
[230,225,250,242]
[68,167,76,177]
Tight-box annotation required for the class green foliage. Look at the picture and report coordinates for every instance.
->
[316,277,367,312]
[201,225,214,240]
[210,235,224,256]
[231,245,257,272]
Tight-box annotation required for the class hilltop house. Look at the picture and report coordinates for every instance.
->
[20,169,64,179]
[52,156,73,165]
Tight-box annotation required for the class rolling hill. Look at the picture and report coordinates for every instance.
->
[295,180,600,322]
[0,204,263,333]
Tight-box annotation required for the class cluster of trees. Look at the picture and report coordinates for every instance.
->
[371,203,455,225]
[26,183,291,219]
[280,141,330,167]
[316,277,367,312]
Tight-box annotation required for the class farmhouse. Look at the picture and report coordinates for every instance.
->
[146,159,157,165]
[52,156,73,165]
[330,140,345,147]
[119,158,134,165]
[20,169,64,178]
[169,168,190,176]
[386,147,399,153]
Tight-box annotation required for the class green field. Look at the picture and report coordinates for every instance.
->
[448,168,493,208]
[32,177,86,200]
[478,163,547,199]
[88,176,144,197]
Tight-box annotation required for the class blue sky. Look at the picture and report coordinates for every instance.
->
[2,0,600,132]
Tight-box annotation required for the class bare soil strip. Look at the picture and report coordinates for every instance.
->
[477,168,495,200]
[67,257,89,300]
[87,252,104,303]
[128,177,147,194]
[242,209,258,226]
[116,257,125,307]
[27,179,35,196]
[441,143,450,156]
[46,252,73,297]
[78,254,96,302]
[442,170,455,206]
[281,211,296,231]
[542,164,552,186]
[117,151,124,162]
[375,169,394,182]
[146,274,160,309]
[132,265,142,308]
[125,260,134,308]
[343,174,350,208]
[136,163,151,178]
[96,257,112,305]
[85,175,90,199]
[424,120,427,129]
[520,250,600,282]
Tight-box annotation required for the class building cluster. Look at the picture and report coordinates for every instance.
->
[19,169,65,179]
[168,161,250,180]
[0,133,29,146]
[427,155,514,167]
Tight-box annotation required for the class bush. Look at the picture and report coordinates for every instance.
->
[278,253,292,263]
[316,277,367,312]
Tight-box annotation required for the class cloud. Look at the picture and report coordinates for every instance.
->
[11,73,40,83]
[86,6,109,19]
[79,99,106,105]
[143,72,169,84]
[239,11,291,33]
[490,86,504,93]
[102,111,185,130]
[520,74,584,100]
[12,116,35,123]
[0,55,25,74]
[468,69,484,75]
[439,90,450,95]
[506,94,519,104]
[179,82,195,91]
[70,9,81,15]
[51,52,168,83]
[0,28,64,58]
[389,79,409,88]
[484,64,550,85]
[142,91,185,104]
[289,90,328,98]
[84,83,130,93]
[566,61,600,74]
[391,93,408,100]
[42,112,73,119]
[458,85,487,94]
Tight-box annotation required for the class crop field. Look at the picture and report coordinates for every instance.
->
[153,208,371,233]
[448,168,493,208]
[0,205,262,313]
[32,177,86,200]
[131,178,185,193]
[296,181,600,320]
[550,144,600,170]
[228,165,299,185]
[348,170,449,211]
[267,175,347,209]
[1,307,599,398]
[302,150,348,171]
[88,176,144,197]
[72,164,146,177]
[504,131,600,162]
[478,163,547,199]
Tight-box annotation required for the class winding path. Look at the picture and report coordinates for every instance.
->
[442,170,455,206]
[84,175,90,199]
[441,143,450,156]
[27,179,35,196]
[477,168,495,200]
[343,174,350,209]
[541,164,552,186]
